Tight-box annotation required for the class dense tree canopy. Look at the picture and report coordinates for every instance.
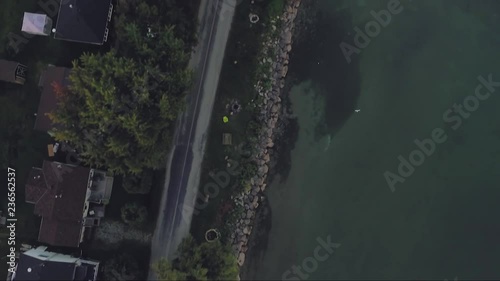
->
[154,235,239,281]
[49,3,193,174]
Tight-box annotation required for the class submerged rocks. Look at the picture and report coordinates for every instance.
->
[232,0,301,266]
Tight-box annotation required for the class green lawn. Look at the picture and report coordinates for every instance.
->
[190,0,279,242]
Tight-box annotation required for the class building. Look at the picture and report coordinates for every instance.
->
[0,59,27,85]
[25,161,114,248]
[35,65,71,132]
[53,0,113,45]
[21,13,52,36]
[10,246,99,281]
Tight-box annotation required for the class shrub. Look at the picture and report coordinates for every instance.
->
[121,203,148,227]
[123,170,154,194]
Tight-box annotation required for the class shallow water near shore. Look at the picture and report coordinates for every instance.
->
[245,0,500,279]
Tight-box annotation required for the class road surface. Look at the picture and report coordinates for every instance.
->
[148,0,236,279]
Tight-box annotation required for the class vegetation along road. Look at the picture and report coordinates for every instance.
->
[148,0,237,278]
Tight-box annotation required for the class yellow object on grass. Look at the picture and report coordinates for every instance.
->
[223,116,229,123]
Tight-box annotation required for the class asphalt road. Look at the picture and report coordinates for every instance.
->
[148,0,236,279]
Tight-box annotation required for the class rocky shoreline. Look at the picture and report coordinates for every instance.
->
[230,0,302,267]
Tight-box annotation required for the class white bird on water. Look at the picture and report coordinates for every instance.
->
[355,109,361,113]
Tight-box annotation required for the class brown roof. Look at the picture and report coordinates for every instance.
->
[35,66,71,132]
[38,218,84,248]
[0,59,26,84]
[25,160,91,247]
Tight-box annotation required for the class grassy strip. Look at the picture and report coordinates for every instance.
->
[190,0,285,242]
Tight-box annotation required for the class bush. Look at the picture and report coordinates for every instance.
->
[123,170,154,194]
[103,253,144,281]
[121,203,148,227]
[154,235,239,280]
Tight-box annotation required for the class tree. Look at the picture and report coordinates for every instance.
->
[49,43,189,174]
[153,235,239,281]
[121,202,148,227]
[153,259,188,281]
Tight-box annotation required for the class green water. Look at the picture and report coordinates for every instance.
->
[248,0,500,279]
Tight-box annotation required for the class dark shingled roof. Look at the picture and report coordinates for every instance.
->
[54,0,112,45]
[25,161,91,247]
[15,249,99,281]
[35,66,70,132]
[15,254,76,280]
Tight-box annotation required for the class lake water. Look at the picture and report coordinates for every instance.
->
[245,0,500,279]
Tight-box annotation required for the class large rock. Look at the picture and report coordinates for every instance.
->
[238,252,246,266]
[267,138,275,148]
[271,103,280,114]
[263,153,270,162]
[246,210,254,219]
[285,30,292,44]
[258,164,269,176]
[260,183,267,192]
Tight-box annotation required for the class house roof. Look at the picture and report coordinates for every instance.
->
[53,0,112,45]
[15,254,76,280]
[35,66,70,132]
[38,218,84,248]
[0,59,27,85]
[15,247,99,281]
[25,161,91,247]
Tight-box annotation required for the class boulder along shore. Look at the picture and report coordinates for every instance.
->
[230,0,302,268]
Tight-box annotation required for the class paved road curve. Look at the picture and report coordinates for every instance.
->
[148,0,237,279]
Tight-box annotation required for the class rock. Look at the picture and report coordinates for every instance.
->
[271,104,280,114]
[258,164,269,176]
[267,139,274,148]
[257,176,266,186]
[238,252,246,266]
[247,210,254,219]
[285,30,292,44]
[260,183,267,192]
[245,219,251,225]
[241,235,248,244]
[243,226,250,235]
[251,188,258,196]
[263,153,270,162]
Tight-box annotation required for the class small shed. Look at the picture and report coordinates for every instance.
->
[222,133,232,145]
[22,12,52,36]
[0,59,27,85]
